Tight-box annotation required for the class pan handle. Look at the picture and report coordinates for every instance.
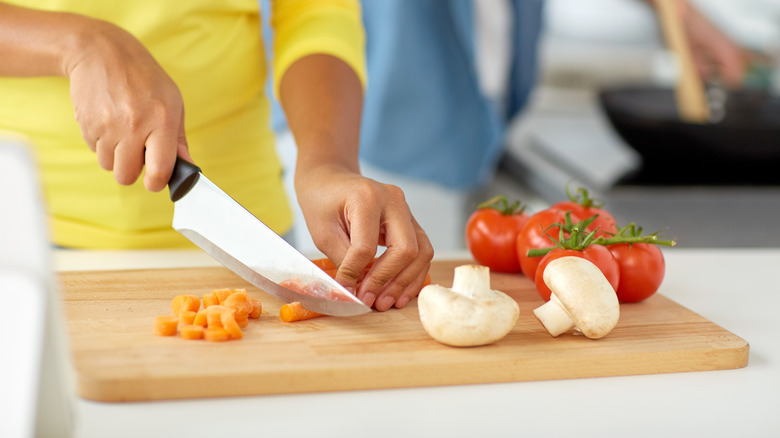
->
[168,157,202,202]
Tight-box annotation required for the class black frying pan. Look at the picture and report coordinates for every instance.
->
[598,85,780,185]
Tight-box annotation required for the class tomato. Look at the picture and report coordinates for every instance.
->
[551,200,618,237]
[466,203,530,273]
[607,243,665,303]
[534,245,620,301]
[516,209,579,279]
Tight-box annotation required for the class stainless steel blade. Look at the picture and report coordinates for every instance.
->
[171,171,370,317]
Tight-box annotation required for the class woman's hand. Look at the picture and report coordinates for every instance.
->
[280,53,433,311]
[0,3,191,191]
[296,163,434,312]
[64,20,191,191]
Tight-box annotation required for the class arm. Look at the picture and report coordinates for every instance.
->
[0,2,190,190]
[279,53,433,312]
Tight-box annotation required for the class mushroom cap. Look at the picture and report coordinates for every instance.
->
[542,256,620,339]
[418,275,519,347]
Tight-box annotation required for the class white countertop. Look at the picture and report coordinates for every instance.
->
[57,248,779,438]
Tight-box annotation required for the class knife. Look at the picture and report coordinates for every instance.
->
[167,157,371,317]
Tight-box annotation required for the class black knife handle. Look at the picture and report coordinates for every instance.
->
[168,157,202,202]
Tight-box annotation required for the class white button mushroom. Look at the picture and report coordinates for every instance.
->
[418,264,519,347]
[533,256,620,339]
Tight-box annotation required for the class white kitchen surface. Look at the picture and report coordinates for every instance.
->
[52,248,780,438]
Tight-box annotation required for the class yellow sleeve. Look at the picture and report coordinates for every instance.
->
[271,0,366,97]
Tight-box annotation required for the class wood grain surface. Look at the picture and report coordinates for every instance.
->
[59,261,749,402]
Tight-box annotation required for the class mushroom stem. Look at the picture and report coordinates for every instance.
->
[451,265,490,298]
[533,296,574,337]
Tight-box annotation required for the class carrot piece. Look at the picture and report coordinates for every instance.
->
[248,298,262,319]
[220,310,243,340]
[171,294,201,317]
[280,302,324,322]
[280,278,305,294]
[202,292,219,308]
[178,310,197,325]
[179,324,204,340]
[311,257,338,271]
[154,315,179,336]
[223,290,252,321]
[193,309,208,327]
[203,327,231,342]
[206,305,229,328]
[213,288,234,304]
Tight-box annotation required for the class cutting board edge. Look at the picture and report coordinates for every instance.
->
[74,339,750,403]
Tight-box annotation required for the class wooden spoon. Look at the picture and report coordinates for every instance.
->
[654,0,710,123]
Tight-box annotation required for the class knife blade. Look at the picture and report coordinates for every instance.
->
[167,157,371,317]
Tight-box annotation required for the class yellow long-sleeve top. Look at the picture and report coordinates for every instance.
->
[0,0,366,248]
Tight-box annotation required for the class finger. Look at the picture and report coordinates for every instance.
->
[112,138,146,186]
[334,205,382,304]
[94,137,115,171]
[143,115,183,192]
[370,219,433,311]
[393,262,432,309]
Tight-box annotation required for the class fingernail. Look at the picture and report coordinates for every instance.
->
[377,295,395,312]
[361,293,376,307]
[395,295,410,308]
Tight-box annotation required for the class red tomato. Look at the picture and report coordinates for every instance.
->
[607,243,665,303]
[466,207,530,273]
[516,209,580,279]
[534,245,620,301]
[551,200,618,237]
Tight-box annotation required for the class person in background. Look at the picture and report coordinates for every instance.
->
[0,0,433,312]
[357,0,750,250]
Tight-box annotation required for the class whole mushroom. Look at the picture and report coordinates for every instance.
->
[533,256,620,339]
[418,264,519,347]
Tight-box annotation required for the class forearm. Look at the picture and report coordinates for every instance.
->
[278,53,363,177]
[0,2,89,77]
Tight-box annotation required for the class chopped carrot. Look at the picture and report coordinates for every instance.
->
[311,258,338,271]
[248,298,262,319]
[213,288,234,304]
[154,315,179,336]
[193,309,208,327]
[220,310,243,340]
[206,305,229,328]
[202,292,219,308]
[223,290,252,321]
[280,301,324,322]
[280,278,305,294]
[179,324,204,340]
[178,310,197,325]
[203,327,231,342]
[171,294,201,317]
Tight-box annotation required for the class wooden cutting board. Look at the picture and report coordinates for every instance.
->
[59,261,748,402]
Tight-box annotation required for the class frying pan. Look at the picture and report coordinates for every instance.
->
[599,86,780,185]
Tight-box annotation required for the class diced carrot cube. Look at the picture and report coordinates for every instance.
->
[202,292,219,308]
[179,324,204,340]
[213,288,234,304]
[206,305,229,328]
[248,298,262,319]
[203,327,230,342]
[223,290,252,321]
[179,310,197,325]
[193,309,208,327]
[171,294,201,316]
[220,311,243,340]
[279,302,324,322]
[154,315,179,336]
